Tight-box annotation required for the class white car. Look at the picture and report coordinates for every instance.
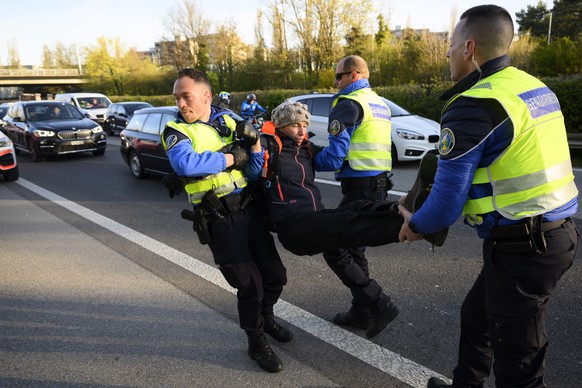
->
[287,93,440,163]
[0,130,19,181]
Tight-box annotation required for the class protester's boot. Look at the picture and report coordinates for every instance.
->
[247,331,283,373]
[427,377,453,387]
[402,152,448,247]
[263,311,293,342]
[332,309,372,330]
[366,295,400,339]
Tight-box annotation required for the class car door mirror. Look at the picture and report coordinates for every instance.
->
[13,116,22,122]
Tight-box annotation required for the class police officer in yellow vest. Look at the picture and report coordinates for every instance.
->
[314,55,400,339]
[161,68,292,374]
[397,6,579,388]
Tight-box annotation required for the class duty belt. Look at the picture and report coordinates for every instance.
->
[489,217,570,254]
[340,172,393,192]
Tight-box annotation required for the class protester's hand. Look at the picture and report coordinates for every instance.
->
[235,120,260,146]
[162,172,185,198]
[227,144,249,170]
[398,205,423,243]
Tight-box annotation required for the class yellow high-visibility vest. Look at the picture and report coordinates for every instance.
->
[161,115,247,204]
[333,88,392,171]
[445,66,578,221]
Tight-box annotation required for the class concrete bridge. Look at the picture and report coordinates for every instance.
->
[0,68,87,86]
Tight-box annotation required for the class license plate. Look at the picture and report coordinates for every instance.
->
[70,140,84,146]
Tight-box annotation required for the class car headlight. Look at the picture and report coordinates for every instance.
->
[0,138,12,147]
[91,126,103,134]
[33,129,55,137]
[395,128,424,141]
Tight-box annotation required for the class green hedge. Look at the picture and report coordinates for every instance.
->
[111,74,582,132]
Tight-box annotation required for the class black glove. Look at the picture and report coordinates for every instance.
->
[310,143,325,157]
[226,144,249,170]
[235,120,260,146]
[162,172,186,198]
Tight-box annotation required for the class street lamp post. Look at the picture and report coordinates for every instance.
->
[547,11,553,45]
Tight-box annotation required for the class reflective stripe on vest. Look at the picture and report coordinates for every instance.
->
[448,67,577,220]
[333,89,392,171]
[162,115,247,205]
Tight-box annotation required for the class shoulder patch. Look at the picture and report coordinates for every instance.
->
[165,134,179,150]
[438,128,455,155]
[328,120,345,136]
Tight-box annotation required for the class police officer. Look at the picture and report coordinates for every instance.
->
[397,6,578,387]
[314,55,400,339]
[217,91,231,109]
[161,68,292,374]
[240,93,267,121]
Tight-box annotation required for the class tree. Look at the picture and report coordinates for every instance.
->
[162,0,210,71]
[7,39,20,69]
[84,37,166,95]
[551,0,582,40]
[516,1,551,37]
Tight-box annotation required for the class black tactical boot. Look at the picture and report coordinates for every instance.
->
[263,311,293,342]
[366,297,400,339]
[402,152,448,247]
[247,332,283,373]
[332,309,372,330]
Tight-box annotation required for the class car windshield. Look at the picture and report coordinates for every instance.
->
[26,104,85,121]
[78,97,110,109]
[381,98,410,117]
[126,104,152,115]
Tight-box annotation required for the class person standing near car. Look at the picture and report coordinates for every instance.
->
[240,93,267,122]
[313,55,400,339]
[161,68,292,374]
[397,5,578,387]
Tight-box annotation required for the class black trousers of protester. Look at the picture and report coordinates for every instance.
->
[452,220,577,388]
[207,203,287,334]
[276,199,402,256]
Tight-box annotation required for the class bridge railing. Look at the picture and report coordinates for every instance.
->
[0,69,83,77]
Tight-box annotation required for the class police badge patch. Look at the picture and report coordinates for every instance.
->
[165,134,179,150]
[438,128,455,155]
[328,120,344,136]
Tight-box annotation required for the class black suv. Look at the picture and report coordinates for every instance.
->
[103,102,152,135]
[2,101,107,162]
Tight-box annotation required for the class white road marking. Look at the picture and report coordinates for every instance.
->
[16,177,451,388]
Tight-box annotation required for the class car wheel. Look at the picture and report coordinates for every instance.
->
[93,149,106,156]
[129,150,148,179]
[2,166,19,181]
[391,144,398,167]
[27,138,45,162]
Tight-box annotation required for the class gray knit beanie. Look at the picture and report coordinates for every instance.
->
[272,100,311,128]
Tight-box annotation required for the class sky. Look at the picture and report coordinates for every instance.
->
[1,0,539,67]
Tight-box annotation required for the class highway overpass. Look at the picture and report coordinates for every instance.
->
[0,68,87,86]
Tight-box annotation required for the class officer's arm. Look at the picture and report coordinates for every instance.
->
[411,98,491,234]
[163,127,229,176]
[314,99,360,171]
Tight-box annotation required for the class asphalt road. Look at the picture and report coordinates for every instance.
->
[1,136,581,388]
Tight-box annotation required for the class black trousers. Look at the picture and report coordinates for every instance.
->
[276,199,402,255]
[207,204,287,333]
[452,220,577,388]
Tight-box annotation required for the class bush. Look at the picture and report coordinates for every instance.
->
[113,74,582,133]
